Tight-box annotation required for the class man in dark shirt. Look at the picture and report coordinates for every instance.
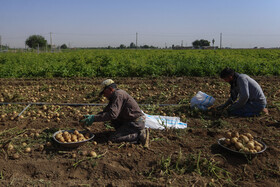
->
[81,79,149,147]
[217,68,268,117]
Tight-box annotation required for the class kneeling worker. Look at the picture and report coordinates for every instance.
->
[81,79,149,147]
[217,68,268,117]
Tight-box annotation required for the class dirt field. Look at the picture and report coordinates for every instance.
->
[0,77,279,186]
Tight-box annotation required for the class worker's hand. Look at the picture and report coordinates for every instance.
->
[216,104,226,111]
[80,115,95,126]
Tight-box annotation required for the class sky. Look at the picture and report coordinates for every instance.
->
[1,0,280,48]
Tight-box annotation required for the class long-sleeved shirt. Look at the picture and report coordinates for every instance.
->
[224,73,267,111]
[94,89,143,122]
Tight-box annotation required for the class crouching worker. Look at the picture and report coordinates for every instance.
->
[216,68,268,117]
[80,79,149,147]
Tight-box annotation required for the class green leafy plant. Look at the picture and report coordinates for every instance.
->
[1,49,280,78]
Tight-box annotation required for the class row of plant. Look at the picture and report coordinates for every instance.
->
[1,49,280,78]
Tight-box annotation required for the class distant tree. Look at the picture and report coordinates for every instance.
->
[140,45,157,49]
[142,45,149,49]
[60,44,67,49]
[119,44,126,49]
[129,42,136,48]
[1,44,9,50]
[25,35,47,49]
[212,39,215,46]
[192,39,210,49]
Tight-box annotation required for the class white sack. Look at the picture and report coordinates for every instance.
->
[190,91,215,110]
[144,113,187,130]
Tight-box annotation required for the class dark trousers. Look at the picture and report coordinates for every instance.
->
[229,101,266,117]
[109,117,145,143]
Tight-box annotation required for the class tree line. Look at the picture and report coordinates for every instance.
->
[25,35,212,50]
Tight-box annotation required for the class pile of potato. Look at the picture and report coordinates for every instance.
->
[222,131,264,153]
[55,130,90,143]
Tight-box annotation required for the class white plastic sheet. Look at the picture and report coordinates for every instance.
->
[144,113,187,129]
[190,91,215,110]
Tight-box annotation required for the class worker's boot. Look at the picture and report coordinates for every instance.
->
[139,128,149,148]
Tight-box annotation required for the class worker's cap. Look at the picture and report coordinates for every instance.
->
[99,79,115,96]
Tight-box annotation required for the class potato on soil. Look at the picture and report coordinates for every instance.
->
[7,144,14,151]
[81,150,87,156]
[25,147,31,153]
[72,153,77,158]
[46,142,52,147]
[12,153,20,159]
[89,151,97,158]
[22,142,27,147]
[39,145,44,151]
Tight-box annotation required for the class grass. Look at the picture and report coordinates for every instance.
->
[0,170,3,180]
[0,127,27,146]
[149,150,233,185]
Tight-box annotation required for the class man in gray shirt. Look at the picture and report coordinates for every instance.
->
[217,68,268,117]
[81,79,149,147]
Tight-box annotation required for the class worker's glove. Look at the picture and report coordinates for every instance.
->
[80,115,95,126]
[216,104,226,111]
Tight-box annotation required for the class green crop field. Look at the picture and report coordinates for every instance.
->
[1,49,280,78]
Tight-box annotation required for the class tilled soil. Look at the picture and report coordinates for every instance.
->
[0,77,279,186]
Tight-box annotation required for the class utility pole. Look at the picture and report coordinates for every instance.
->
[50,32,52,52]
[136,32,138,49]
[0,35,2,51]
[220,33,222,49]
